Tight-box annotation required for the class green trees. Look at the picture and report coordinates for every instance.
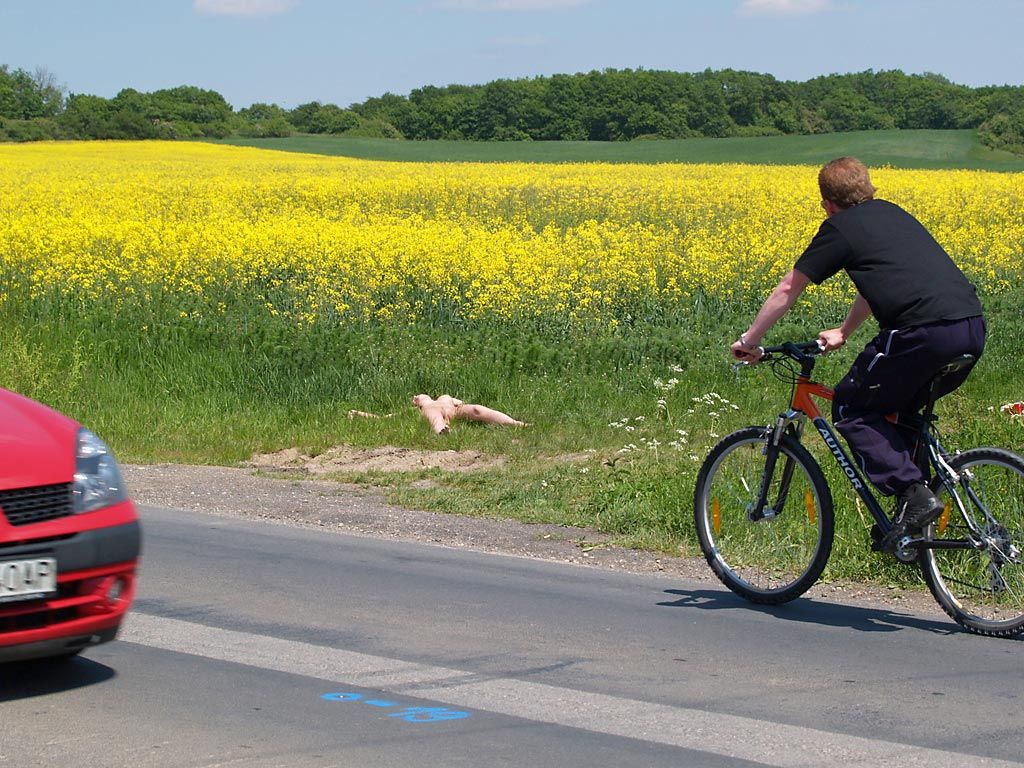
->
[236,103,293,137]
[974,85,1024,155]
[0,65,67,140]
[1,73,237,141]
[61,94,117,138]
[1,63,1023,154]
[979,112,1024,155]
[145,86,234,137]
[0,66,64,119]
[286,100,400,137]
[347,68,1024,150]
[287,102,359,134]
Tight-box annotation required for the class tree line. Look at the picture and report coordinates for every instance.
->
[2,65,1023,154]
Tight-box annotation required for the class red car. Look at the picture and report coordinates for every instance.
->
[0,388,140,662]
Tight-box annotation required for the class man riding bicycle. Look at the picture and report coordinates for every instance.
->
[730,157,986,543]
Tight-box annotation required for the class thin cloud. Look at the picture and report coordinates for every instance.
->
[737,0,834,16]
[194,0,298,18]
[434,0,590,11]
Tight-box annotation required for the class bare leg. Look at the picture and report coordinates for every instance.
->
[455,403,526,427]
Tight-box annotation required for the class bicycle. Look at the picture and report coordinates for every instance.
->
[693,340,1024,637]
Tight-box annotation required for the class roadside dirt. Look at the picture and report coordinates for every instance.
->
[122,453,948,621]
[246,444,504,474]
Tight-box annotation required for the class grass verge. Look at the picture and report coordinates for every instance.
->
[5,295,1022,588]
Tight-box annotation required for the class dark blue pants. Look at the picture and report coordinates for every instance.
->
[832,315,986,496]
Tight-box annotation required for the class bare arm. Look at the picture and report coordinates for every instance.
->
[732,269,811,361]
[819,292,872,351]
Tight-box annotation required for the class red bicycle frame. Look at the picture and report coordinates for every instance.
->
[791,376,833,420]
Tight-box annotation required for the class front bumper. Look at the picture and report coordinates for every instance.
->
[0,515,141,661]
[0,625,120,663]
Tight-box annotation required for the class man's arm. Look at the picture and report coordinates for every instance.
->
[818,292,872,351]
[731,269,812,361]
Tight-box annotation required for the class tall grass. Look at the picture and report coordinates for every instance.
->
[5,287,1022,586]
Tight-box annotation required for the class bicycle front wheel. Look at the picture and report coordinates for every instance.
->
[694,427,835,604]
[922,448,1024,637]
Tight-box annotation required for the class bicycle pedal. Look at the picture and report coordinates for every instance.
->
[877,522,917,554]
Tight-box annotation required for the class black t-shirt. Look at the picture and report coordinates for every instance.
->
[794,199,983,330]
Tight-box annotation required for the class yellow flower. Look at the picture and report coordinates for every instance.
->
[1,142,1020,327]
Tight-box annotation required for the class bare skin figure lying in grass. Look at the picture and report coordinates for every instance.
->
[348,396,527,434]
[412,394,527,434]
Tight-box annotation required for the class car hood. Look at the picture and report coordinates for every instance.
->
[0,389,77,489]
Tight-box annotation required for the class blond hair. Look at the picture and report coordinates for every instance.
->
[818,157,876,209]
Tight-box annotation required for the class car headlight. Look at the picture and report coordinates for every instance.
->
[73,428,127,513]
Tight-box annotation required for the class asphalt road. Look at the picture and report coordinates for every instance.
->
[2,504,1022,767]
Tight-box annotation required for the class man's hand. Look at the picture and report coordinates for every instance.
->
[731,336,763,363]
[818,327,846,353]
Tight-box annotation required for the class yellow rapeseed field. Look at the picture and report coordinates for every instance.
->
[1,141,1021,327]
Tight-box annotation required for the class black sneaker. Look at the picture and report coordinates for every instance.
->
[896,482,944,528]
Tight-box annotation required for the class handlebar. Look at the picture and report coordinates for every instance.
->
[732,339,825,374]
[760,340,826,359]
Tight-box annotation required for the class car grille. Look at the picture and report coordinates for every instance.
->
[0,483,74,526]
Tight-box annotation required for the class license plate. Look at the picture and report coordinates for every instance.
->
[0,558,57,603]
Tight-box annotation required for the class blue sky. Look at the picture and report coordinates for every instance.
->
[1,0,1022,110]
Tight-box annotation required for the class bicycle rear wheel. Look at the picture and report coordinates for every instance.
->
[921,448,1024,637]
[694,427,834,604]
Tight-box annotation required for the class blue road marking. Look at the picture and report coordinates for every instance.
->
[322,692,471,723]
[389,706,471,723]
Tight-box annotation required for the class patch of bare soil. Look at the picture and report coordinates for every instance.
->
[246,444,505,474]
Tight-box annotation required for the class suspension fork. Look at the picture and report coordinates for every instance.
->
[750,411,805,521]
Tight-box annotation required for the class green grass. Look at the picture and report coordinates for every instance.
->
[6,293,1023,588]
[211,129,1024,171]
